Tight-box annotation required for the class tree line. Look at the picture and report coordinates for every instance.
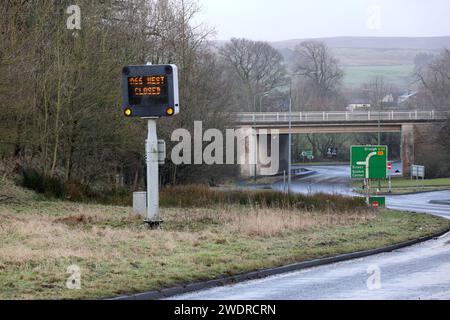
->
[1,0,449,196]
[1,0,232,192]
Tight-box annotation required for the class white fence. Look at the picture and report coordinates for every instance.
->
[236,110,450,124]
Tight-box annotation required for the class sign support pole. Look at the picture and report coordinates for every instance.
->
[145,119,162,228]
[388,172,392,193]
[367,179,370,204]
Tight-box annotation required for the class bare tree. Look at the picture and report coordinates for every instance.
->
[414,52,435,74]
[416,49,450,110]
[414,49,450,177]
[362,76,392,110]
[293,41,343,98]
[219,38,286,111]
[362,76,394,146]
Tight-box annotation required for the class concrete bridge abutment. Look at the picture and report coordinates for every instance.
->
[401,124,415,177]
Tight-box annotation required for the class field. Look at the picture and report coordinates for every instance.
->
[331,47,435,66]
[342,65,415,88]
[280,44,438,88]
[1,183,449,299]
[326,47,434,88]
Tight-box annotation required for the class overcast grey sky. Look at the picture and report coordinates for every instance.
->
[196,0,450,41]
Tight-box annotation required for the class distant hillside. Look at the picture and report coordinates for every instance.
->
[272,37,450,89]
[270,36,450,50]
[213,36,450,89]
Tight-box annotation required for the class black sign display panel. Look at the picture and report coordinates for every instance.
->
[121,65,179,118]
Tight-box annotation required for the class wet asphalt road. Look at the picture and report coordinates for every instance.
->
[272,165,357,196]
[171,231,450,300]
[387,191,450,219]
[272,162,403,197]
[169,165,450,300]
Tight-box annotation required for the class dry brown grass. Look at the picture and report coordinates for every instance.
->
[0,208,178,266]
[230,209,375,237]
[0,199,448,299]
[164,205,375,237]
[160,185,367,212]
[0,204,375,266]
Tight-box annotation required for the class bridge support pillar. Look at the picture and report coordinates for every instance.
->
[239,133,289,177]
[279,134,289,175]
[401,124,415,177]
[239,131,256,177]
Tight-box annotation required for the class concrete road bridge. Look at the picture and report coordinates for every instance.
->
[235,110,450,177]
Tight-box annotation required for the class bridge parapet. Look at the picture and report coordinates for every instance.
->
[236,110,450,125]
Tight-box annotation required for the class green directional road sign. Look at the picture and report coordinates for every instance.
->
[351,146,388,179]
[301,150,314,160]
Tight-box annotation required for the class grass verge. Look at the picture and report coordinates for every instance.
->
[352,178,450,195]
[1,197,449,299]
[160,185,366,211]
[293,162,349,166]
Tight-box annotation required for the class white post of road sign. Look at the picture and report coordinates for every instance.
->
[388,161,393,193]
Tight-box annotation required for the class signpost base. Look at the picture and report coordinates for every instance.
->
[144,219,164,230]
